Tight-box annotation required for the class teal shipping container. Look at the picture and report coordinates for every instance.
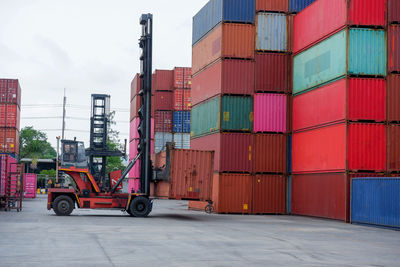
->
[191,95,253,138]
[293,28,387,95]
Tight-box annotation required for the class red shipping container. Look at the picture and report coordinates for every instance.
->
[154,111,172,132]
[0,104,20,129]
[154,91,173,111]
[389,0,400,23]
[191,133,252,173]
[252,175,286,214]
[253,134,287,174]
[0,128,19,154]
[293,0,387,54]
[130,74,140,101]
[0,79,21,107]
[292,123,386,173]
[153,70,174,91]
[256,0,288,12]
[191,59,254,106]
[388,75,400,122]
[293,78,386,132]
[389,25,400,73]
[173,89,191,111]
[387,124,400,172]
[192,23,255,75]
[255,53,291,93]
[173,67,191,89]
[212,173,252,214]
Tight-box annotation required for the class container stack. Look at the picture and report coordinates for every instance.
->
[387,0,400,176]
[291,0,388,221]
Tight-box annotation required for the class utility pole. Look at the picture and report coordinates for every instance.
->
[62,88,66,140]
[56,136,60,184]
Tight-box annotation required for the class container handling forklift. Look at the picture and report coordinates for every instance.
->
[47,14,155,217]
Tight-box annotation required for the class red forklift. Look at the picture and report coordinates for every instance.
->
[47,14,154,217]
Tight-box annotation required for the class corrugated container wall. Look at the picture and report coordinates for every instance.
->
[173,67,191,89]
[293,78,386,132]
[154,111,173,132]
[0,104,20,129]
[191,133,252,173]
[293,29,387,95]
[254,93,287,133]
[190,96,253,138]
[387,124,400,172]
[255,53,290,93]
[155,132,173,153]
[293,0,387,54]
[253,175,286,214]
[130,118,154,141]
[191,59,254,106]
[253,134,286,174]
[388,75,400,122]
[130,74,140,101]
[192,0,256,45]
[256,0,288,12]
[0,79,21,107]
[0,128,19,154]
[212,173,252,214]
[173,111,190,133]
[389,0,400,23]
[351,178,400,229]
[154,91,173,111]
[153,70,174,91]
[256,13,287,52]
[192,23,255,75]
[289,0,316,13]
[24,173,37,199]
[173,89,191,111]
[388,25,400,73]
[173,133,190,149]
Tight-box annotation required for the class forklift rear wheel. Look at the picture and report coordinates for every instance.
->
[129,196,151,217]
[53,195,74,216]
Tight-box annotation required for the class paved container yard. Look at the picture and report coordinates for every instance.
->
[0,196,399,267]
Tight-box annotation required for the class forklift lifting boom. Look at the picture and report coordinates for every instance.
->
[47,14,154,217]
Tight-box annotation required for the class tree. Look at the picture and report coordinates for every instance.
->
[105,111,126,174]
[19,126,57,159]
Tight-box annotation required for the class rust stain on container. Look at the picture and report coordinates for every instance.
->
[253,134,287,174]
[212,173,252,214]
[192,23,255,75]
[252,175,286,214]
[388,75,400,122]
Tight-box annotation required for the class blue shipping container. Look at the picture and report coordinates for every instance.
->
[256,13,287,52]
[351,178,400,229]
[173,111,191,133]
[192,0,255,45]
[289,0,316,13]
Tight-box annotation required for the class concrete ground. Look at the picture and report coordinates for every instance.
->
[0,196,399,267]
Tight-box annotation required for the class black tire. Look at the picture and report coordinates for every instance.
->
[129,196,151,217]
[53,195,74,216]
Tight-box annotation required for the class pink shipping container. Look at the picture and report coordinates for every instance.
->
[0,154,17,197]
[128,139,155,193]
[191,59,255,106]
[153,70,174,91]
[129,117,154,142]
[254,93,287,133]
[154,111,173,132]
[0,79,22,107]
[173,67,192,89]
[255,53,291,93]
[24,173,37,198]
[293,0,387,54]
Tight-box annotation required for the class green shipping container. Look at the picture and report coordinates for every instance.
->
[293,28,387,95]
[191,95,253,138]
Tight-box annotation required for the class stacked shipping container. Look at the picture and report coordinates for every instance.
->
[291,0,388,221]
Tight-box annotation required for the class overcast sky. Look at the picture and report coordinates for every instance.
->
[0,0,208,151]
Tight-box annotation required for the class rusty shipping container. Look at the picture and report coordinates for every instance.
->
[0,79,21,107]
[388,75,400,122]
[153,70,174,91]
[389,25,400,73]
[253,175,286,214]
[192,23,255,75]
[293,78,386,132]
[191,133,252,173]
[191,59,254,106]
[292,123,386,173]
[388,124,400,172]
[154,91,173,111]
[389,0,400,23]
[0,128,19,154]
[255,53,291,93]
[253,134,287,174]
[173,67,191,89]
[256,0,288,12]
[212,173,252,214]
[130,74,140,101]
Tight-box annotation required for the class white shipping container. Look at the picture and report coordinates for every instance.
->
[155,132,173,153]
[173,133,190,149]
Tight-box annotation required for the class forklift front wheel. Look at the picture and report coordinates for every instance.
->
[129,196,151,217]
[53,195,74,216]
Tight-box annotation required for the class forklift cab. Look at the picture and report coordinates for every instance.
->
[61,140,88,169]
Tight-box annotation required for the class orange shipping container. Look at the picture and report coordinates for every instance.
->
[192,23,255,75]
[212,173,252,214]
[253,134,287,174]
[253,175,286,214]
